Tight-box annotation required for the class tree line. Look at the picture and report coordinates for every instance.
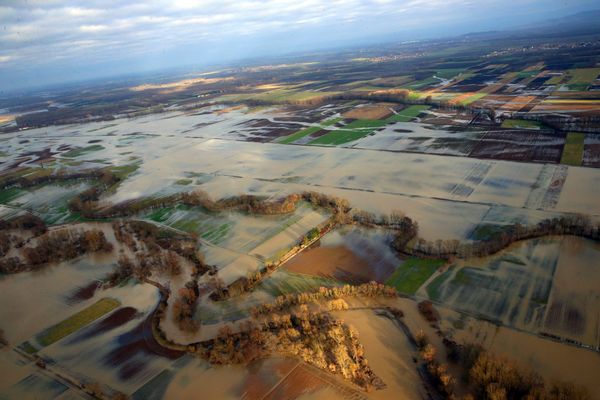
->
[397,214,600,259]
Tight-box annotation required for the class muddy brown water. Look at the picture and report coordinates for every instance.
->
[284,227,400,284]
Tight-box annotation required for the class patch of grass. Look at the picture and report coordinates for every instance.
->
[61,145,105,158]
[470,223,506,241]
[201,223,231,243]
[308,119,387,146]
[175,179,193,185]
[426,269,453,300]
[386,257,446,295]
[278,126,323,144]
[560,132,585,166]
[110,163,140,180]
[147,207,174,222]
[321,117,343,126]
[460,92,488,106]
[36,298,120,347]
[501,119,542,130]
[18,341,39,354]
[406,91,424,101]
[171,218,203,232]
[0,187,24,203]
[386,105,431,122]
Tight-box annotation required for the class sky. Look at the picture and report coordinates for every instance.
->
[0,0,597,92]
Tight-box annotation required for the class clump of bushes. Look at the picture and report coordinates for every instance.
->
[198,312,384,390]
[0,228,112,274]
[172,281,200,333]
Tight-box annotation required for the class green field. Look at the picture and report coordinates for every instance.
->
[501,119,542,130]
[567,68,600,85]
[309,119,387,145]
[386,257,446,295]
[278,126,323,144]
[258,270,340,297]
[36,298,120,347]
[278,117,343,144]
[386,105,431,122]
[407,77,439,89]
[435,68,466,80]
[560,132,585,166]
[425,268,454,299]
[545,75,564,85]
[61,145,105,158]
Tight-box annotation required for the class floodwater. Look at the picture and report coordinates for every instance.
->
[284,226,401,283]
[426,237,600,346]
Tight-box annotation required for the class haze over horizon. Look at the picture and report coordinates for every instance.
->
[1,0,598,92]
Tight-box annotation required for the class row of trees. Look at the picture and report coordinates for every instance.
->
[73,190,306,219]
[195,311,383,390]
[251,282,398,317]
[468,349,589,400]
[1,167,119,193]
[418,333,591,400]
[73,188,352,221]
[397,214,599,259]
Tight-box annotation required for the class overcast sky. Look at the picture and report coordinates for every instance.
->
[0,0,597,92]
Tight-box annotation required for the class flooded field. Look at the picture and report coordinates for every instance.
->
[424,237,600,347]
[284,226,402,283]
[1,87,599,399]
[447,315,600,398]
[2,108,599,221]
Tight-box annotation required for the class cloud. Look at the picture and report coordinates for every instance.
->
[0,0,596,91]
